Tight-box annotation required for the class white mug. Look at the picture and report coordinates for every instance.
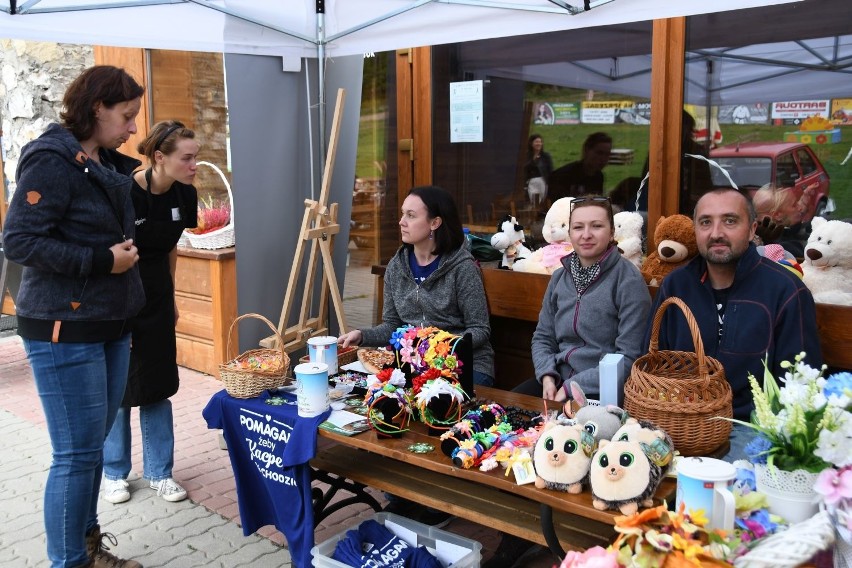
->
[294,362,330,418]
[676,456,736,531]
[307,336,338,375]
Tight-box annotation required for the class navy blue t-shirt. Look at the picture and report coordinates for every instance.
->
[203,390,330,568]
[409,254,441,285]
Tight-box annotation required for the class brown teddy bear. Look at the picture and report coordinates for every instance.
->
[640,214,698,286]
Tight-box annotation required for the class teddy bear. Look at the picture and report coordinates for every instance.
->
[640,214,698,286]
[801,217,852,305]
[513,197,574,274]
[589,438,665,515]
[490,214,532,270]
[613,211,644,269]
[533,420,595,493]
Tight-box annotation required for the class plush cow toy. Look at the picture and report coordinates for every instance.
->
[490,214,532,269]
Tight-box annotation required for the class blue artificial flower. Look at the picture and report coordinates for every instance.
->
[734,467,756,493]
[744,435,773,464]
[824,372,852,399]
[389,325,414,350]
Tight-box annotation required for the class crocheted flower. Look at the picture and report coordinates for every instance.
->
[815,466,852,506]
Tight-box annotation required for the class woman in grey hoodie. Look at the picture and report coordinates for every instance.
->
[339,185,494,386]
[516,196,651,402]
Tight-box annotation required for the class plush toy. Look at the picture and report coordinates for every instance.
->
[563,381,625,444]
[613,211,644,269]
[513,198,575,274]
[640,214,698,286]
[757,244,804,279]
[490,214,532,270]
[533,420,595,493]
[802,217,852,305]
[611,417,675,475]
[590,438,664,515]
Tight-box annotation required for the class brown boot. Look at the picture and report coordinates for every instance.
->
[85,525,143,568]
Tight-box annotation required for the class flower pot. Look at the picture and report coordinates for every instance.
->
[754,463,820,524]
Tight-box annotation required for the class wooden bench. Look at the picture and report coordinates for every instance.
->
[311,444,618,553]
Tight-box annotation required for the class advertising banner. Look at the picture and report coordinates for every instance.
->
[718,103,769,125]
[831,99,852,125]
[552,102,580,125]
[771,99,830,125]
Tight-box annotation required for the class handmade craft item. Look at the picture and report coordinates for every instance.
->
[413,377,468,435]
[364,368,412,437]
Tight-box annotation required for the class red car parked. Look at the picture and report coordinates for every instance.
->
[709,142,832,223]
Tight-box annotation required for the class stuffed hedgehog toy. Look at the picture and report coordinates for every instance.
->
[590,438,664,515]
[611,417,675,475]
[640,214,698,286]
[801,217,852,305]
[563,381,625,444]
[513,197,574,275]
[613,211,644,269]
[533,420,595,494]
[490,214,532,270]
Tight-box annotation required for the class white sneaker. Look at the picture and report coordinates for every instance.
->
[102,478,131,504]
[150,478,187,502]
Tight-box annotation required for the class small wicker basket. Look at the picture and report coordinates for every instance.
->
[624,297,732,456]
[219,313,289,399]
[184,161,235,250]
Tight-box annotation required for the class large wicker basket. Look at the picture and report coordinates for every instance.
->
[624,297,732,456]
[184,161,235,250]
[219,313,289,399]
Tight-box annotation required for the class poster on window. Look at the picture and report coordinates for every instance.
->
[450,80,483,143]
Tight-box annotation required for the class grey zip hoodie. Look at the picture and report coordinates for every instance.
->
[361,245,495,378]
[531,247,651,397]
[3,123,144,335]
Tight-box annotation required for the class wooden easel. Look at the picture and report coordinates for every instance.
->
[259,88,348,352]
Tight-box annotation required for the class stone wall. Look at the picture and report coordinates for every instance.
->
[0,40,93,195]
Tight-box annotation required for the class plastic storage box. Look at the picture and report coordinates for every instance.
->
[311,511,482,568]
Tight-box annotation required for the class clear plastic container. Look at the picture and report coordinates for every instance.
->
[311,511,482,567]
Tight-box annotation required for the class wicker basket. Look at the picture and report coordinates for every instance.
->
[624,297,732,456]
[219,313,290,399]
[298,345,359,369]
[184,161,235,250]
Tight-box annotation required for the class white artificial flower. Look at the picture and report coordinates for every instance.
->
[388,368,407,387]
[815,414,852,467]
[779,381,810,407]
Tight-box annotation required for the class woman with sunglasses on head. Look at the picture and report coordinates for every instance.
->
[102,121,199,507]
[514,196,651,402]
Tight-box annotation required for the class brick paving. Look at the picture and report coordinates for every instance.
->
[0,251,558,568]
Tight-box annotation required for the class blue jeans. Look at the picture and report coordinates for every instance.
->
[472,371,494,387]
[104,399,175,482]
[23,335,131,568]
[723,422,753,464]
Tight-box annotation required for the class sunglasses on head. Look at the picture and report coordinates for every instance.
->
[572,196,610,204]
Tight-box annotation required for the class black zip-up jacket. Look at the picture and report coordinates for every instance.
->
[3,123,144,341]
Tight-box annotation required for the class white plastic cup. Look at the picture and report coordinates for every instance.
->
[294,362,330,418]
[307,336,338,375]
[676,456,736,531]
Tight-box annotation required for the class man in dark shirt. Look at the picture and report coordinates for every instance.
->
[548,132,612,201]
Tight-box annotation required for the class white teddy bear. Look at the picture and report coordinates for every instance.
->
[802,217,852,305]
[613,211,644,269]
[513,197,574,274]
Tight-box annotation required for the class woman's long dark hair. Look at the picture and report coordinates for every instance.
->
[407,185,464,256]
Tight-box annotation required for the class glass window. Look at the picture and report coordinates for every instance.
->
[429,22,653,247]
[686,0,850,219]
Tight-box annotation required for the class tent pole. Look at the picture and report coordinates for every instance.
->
[317,0,327,169]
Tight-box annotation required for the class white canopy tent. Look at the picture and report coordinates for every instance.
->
[0,0,803,59]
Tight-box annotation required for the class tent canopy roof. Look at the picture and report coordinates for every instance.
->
[0,0,800,58]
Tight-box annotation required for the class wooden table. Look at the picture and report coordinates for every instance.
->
[311,386,675,557]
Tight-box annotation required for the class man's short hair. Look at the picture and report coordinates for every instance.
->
[693,187,756,224]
